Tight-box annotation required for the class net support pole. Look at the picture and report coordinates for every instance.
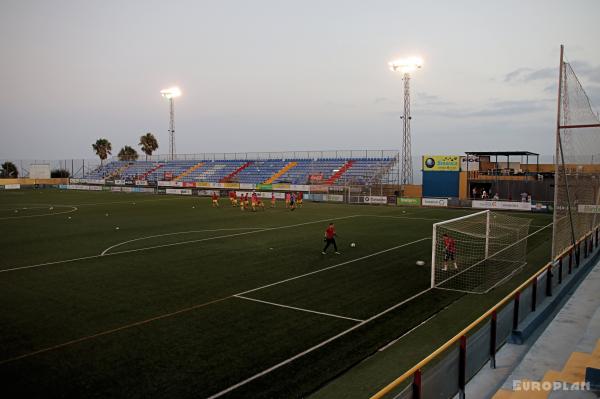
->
[485,210,491,258]
[552,45,564,260]
[430,223,437,288]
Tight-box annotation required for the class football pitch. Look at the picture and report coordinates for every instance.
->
[0,189,553,398]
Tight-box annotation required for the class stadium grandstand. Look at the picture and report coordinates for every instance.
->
[84,151,399,186]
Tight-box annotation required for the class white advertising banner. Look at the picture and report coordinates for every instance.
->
[4,184,21,190]
[114,180,126,185]
[290,184,311,192]
[326,194,344,202]
[166,188,192,195]
[422,198,449,207]
[578,204,600,214]
[363,196,387,204]
[239,183,256,190]
[158,181,175,187]
[472,200,530,211]
[460,155,480,171]
[29,164,51,179]
[67,184,102,191]
[135,180,148,186]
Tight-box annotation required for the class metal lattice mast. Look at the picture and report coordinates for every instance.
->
[160,87,182,161]
[389,57,422,187]
[169,97,175,161]
[401,72,413,185]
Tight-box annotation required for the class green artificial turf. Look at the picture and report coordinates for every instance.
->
[0,189,552,398]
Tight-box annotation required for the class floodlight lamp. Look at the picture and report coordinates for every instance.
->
[389,57,423,73]
[160,87,182,99]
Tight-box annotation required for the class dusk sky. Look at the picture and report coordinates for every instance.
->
[1,0,599,161]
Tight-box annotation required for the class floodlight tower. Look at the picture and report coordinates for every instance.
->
[160,87,182,161]
[389,57,423,186]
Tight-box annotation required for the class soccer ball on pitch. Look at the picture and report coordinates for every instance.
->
[416,260,425,266]
[350,243,356,247]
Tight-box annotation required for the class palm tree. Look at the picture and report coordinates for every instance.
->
[118,145,139,161]
[92,138,112,165]
[139,132,159,161]
[0,161,18,178]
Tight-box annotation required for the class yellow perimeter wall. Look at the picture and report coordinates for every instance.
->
[0,178,69,185]
[402,184,422,197]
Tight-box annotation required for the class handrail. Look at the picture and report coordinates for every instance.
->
[370,229,593,399]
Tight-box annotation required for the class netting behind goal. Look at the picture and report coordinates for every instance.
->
[552,47,600,259]
[431,210,531,293]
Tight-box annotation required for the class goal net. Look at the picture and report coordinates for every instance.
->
[552,46,600,259]
[431,210,532,293]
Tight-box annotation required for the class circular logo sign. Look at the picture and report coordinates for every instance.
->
[425,158,435,169]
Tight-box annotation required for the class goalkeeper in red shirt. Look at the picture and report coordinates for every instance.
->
[322,222,340,255]
[442,233,458,271]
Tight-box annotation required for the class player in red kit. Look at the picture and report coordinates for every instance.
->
[322,222,340,255]
[442,233,457,271]
[211,192,220,208]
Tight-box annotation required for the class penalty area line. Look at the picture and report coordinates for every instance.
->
[0,238,429,365]
[0,215,362,273]
[207,287,433,399]
[234,295,364,322]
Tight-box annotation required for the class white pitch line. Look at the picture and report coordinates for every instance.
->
[0,215,361,273]
[236,237,431,296]
[100,228,264,256]
[378,312,439,352]
[0,238,433,366]
[101,215,361,256]
[207,288,433,399]
[0,206,78,220]
[364,214,443,222]
[234,295,364,322]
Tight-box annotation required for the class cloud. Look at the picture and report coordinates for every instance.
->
[505,62,600,85]
[504,67,555,82]
[568,61,600,84]
[425,99,553,118]
[373,97,390,104]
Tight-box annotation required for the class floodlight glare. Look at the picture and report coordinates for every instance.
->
[160,87,182,99]
[388,57,423,73]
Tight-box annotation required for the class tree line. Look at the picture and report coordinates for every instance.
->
[92,132,159,164]
[0,133,159,179]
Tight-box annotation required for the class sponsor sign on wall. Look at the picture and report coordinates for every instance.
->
[363,196,387,204]
[422,155,460,172]
[326,194,344,202]
[135,180,148,186]
[422,198,449,207]
[309,185,329,193]
[578,204,600,214]
[29,164,51,179]
[70,178,105,185]
[4,184,21,190]
[290,185,310,192]
[166,188,192,195]
[272,183,291,190]
[67,184,102,191]
[239,183,256,190]
[398,197,420,206]
[472,200,530,211]
[114,180,126,185]
[460,155,480,171]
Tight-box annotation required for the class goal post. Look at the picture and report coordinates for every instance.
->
[431,210,532,293]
